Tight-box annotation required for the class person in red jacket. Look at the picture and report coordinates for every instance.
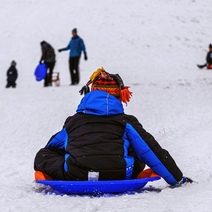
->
[34,67,192,187]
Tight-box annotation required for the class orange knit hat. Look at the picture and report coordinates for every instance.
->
[79,67,132,105]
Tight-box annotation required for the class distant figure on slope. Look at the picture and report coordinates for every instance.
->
[5,60,18,88]
[40,41,56,87]
[197,44,212,69]
[58,28,87,85]
[34,67,192,188]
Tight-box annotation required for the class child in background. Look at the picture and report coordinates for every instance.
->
[6,60,18,88]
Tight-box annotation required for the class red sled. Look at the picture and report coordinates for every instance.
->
[207,64,212,69]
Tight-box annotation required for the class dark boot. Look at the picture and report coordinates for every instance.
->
[197,64,206,69]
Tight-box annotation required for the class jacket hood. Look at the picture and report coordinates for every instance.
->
[76,90,124,116]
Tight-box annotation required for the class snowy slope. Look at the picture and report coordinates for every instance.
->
[1,0,212,211]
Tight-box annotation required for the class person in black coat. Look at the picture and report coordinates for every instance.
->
[34,67,192,187]
[40,41,56,87]
[197,44,212,69]
[5,60,18,88]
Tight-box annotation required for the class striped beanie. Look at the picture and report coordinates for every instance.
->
[79,67,132,105]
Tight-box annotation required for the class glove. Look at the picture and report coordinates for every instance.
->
[79,85,90,95]
[172,176,193,188]
[39,60,42,64]
[58,49,62,53]
[84,54,88,60]
[181,177,193,184]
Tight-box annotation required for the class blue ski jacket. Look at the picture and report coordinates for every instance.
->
[60,35,86,57]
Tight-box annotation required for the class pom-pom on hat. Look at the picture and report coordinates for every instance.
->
[79,67,132,105]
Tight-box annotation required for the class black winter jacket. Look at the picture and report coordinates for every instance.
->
[6,65,18,82]
[206,51,212,65]
[40,42,56,63]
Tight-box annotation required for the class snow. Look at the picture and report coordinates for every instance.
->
[1,0,212,211]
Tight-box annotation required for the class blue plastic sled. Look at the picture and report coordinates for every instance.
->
[34,63,47,81]
[36,177,161,195]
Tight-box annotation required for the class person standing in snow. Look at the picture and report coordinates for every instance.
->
[40,41,56,87]
[197,44,212,69]
[58,28,87,85]
[34,67,192,187]
[5,60,18,88]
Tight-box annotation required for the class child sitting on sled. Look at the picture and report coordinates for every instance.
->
[34,67,192,187]
[197,44,212,69]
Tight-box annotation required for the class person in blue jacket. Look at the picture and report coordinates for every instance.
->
[34,67,192,187]
[58,28,87,85]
